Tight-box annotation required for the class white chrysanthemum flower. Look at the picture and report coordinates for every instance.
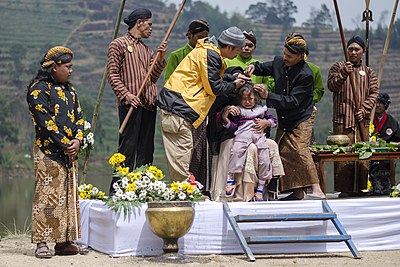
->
[115,189,124,198]
[112,182,120,190]
[142,176,150,184]
[92,187,99,194]
[178,192,186,200]
[84,121,91,131]
[87,132,94,143]
[121,177,129,188]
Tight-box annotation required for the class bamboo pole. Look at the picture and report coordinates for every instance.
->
[377,0,399,88]
[119,0,187,134]
[369,0,399,122]
[81,0,127,184]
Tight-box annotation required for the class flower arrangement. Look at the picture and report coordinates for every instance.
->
[78,119,94,156]
[78,183,105,200]
[104,153,203,216]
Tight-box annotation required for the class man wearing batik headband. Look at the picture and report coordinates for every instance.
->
[328,35,379,194]
[27,46,88,258]
[245,33,326,201]
[107,8,167,193]
[163,19,210,189]
[369,92,400,195]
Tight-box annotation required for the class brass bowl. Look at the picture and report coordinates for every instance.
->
[145,201,195,254]
[326,135,350,146]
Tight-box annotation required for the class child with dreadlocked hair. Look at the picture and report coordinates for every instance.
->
[222,82,276,201]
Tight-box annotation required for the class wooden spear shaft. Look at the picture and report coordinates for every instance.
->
[81,0,127,184]
[333,0,368,142]
[369,0,399,121]
[119,0,187,134]
[377,0,399,88]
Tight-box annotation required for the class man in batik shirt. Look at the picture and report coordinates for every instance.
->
[328,35,379,194]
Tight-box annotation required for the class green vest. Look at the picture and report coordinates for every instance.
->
[164,43,193,84]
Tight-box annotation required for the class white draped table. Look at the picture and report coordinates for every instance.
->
[78,198,400,257]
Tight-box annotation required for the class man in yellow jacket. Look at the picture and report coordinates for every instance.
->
[157,26,249,181]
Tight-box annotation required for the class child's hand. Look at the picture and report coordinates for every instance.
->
[252,118,271,133]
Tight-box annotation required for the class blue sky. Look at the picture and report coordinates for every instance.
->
[167,0,397,29]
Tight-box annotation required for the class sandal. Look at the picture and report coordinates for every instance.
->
[253,189,264,202]
[35,243,53,259]
[54,241,80,256]
[226,179,236,196]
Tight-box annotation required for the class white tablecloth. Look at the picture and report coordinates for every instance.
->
[78,198,400,257]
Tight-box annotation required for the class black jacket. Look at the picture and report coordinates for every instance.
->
[376,113,400,142]
[252,56,314,132]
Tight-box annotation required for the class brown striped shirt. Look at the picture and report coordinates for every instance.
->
[106,32,166,109]
[327,61,379,129]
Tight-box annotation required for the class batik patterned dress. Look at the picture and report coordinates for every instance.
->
[27,78,84,243]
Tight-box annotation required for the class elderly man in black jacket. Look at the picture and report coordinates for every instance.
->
[245,33,325,200]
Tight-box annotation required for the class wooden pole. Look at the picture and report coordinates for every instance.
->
[119,0,187,134]
[333,0,368,142]
[81,0,127,184]
[377,0,399,88]
[333,0,369,192]
[369,0,399,122]
[362,0,372,66]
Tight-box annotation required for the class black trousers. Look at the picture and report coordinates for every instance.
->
[109,105,156,194]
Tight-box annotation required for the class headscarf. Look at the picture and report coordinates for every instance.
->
[347,35,365,50]
[124,8,152,29]
[40,46,73,68]
[378,92,391,110]
[186,19,209,36]
[243,31,256,46]
[284,33,309,58]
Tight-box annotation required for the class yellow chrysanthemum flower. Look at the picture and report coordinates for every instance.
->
[369,122,375,135]
[76,130,83,141]
[126,183,137,192]
[109,153,126,166]
[76,118,84,125]
[146,165,164,180]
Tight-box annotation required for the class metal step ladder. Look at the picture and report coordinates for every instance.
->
[223,200,361,262]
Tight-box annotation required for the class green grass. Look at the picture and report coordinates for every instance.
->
[0,218,31,238]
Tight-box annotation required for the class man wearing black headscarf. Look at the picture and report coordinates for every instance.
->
[107,8,167,194]
[369,92,400,195]
[328,35,379,194]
